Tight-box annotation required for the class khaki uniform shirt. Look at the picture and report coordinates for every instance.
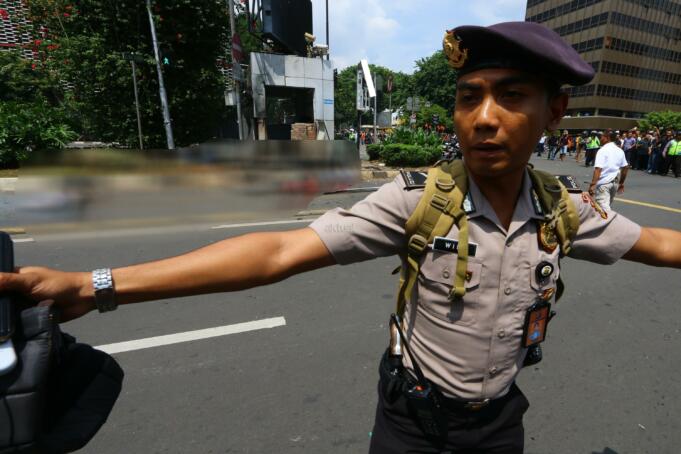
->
[309,171,641,400]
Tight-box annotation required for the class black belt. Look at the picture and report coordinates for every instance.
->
[379,350,514,413]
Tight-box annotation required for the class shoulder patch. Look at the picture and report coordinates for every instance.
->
[556,175,582,193]
[400,170,428,190]
[581,192,608,219]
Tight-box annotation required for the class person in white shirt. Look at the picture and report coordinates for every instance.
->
[588,131,629,211]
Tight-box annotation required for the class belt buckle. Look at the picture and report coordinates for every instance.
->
[464,399,490,411]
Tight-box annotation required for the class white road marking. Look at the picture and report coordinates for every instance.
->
[211,219,313,230]
[12,237,35,243]
[95,316,286,354]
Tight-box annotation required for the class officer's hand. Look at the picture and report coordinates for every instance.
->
[0,267,94,322]
[617,184,625,195]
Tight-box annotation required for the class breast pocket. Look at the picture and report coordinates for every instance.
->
[527,254,560,304]
[418,253,483,326]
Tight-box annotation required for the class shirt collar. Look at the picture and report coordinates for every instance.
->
[466,170,545,233]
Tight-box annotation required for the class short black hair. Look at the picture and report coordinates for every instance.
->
[608,131,618,141]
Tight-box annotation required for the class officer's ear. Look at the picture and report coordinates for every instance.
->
[545,92,568,132]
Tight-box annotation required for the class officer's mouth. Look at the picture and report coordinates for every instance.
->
[471,142,506,155]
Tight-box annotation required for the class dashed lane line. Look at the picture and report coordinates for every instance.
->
[95,316,287,355]
[12,237,35,243]
[617,198,681,214]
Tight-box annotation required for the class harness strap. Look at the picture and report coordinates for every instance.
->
[397,162,468,317]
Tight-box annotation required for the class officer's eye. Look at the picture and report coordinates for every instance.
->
[458,93,477,103]
[502,90,525,99]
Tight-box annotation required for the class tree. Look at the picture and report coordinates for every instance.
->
[413,103,452,130]
[412,50,457,114]
[334,63,414,129]
[0,50,76,166]
[638,111,681,132]
[24,0,232,148]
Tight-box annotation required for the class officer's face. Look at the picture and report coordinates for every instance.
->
[454,68,567,178]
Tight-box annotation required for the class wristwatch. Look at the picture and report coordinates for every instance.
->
[92,268,117,313]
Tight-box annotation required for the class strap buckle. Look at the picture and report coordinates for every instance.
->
[430,194,451,212]
[407,234,428,256]
[435,178,455,192]
[464,399,490,411]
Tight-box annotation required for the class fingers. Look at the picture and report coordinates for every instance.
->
[0,271,26,293]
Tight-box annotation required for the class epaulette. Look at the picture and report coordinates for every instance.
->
[400,170,428,190]
[555,175,582,193]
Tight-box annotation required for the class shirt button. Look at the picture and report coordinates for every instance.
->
[442,270,450,279]
[489,367,498,376]
[497,329,506,338]
[505,240,512,247]
[504,287,512,295]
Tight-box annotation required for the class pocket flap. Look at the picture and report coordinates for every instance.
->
[421,255,482,290]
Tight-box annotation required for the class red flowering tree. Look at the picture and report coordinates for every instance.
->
[24,0,231,147]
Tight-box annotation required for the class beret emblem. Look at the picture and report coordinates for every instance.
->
[443,30,468,69]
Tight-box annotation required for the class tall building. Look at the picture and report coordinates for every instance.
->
[526,0,681,131]
[0,1,34,59]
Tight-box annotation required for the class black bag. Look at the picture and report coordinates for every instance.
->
[0,306,125,454]
[0,231,124,453]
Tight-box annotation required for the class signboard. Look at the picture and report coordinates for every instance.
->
[360,59,376,97]
[432,114,439,126]
[386,76,393,93]
[406,97,421,111]
[323,98,334,105]
[121,52,145,63]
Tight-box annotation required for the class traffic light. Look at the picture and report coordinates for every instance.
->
[159,45,174,66]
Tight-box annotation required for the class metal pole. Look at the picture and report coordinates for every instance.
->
[131,60,144,150]
[325,0,329,61]
[146,0,175,149]
[227,0,244,140]
[373,74,377,142]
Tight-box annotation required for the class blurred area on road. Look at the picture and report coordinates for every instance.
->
[7,140,360,234]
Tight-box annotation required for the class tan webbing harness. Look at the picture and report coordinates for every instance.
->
[394,160,580,319]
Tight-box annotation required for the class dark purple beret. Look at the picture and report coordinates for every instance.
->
[443,21,595,86]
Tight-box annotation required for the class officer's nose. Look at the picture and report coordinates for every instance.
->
[472,95,501,133]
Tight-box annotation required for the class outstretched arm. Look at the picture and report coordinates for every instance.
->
[0,227,335,322]
[623,227,681,268]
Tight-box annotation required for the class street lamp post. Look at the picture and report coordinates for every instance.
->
[146,0,175,150]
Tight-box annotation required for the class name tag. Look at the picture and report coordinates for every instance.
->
[431,236,477,257]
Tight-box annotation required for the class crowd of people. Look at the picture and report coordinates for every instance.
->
[536,128,681,178]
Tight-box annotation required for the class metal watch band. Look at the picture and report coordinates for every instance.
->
[92,268,117,313]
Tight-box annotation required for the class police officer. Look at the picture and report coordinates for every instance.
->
[1,21,681,454]
[662,130,681,178]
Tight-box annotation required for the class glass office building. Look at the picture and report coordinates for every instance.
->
[526,0,681,130]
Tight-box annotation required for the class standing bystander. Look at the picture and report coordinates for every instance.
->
[589,131,629,211]
[585,130,600,166]
[662,131,681,178]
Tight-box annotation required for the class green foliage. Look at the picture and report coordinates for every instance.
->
[412,51,458,114]
[334,50,457,130]
[403,103,452,130]
[384,127,443,147]
[379,143,441,167]
[638,111,681,132]
[23,0,232,148]
[366,143,382,160]
[0,101,77,167]
[334,64,415,129]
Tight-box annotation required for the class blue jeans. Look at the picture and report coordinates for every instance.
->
[648,151,661,173]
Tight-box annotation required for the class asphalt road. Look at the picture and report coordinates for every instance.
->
[11,155,681,454]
